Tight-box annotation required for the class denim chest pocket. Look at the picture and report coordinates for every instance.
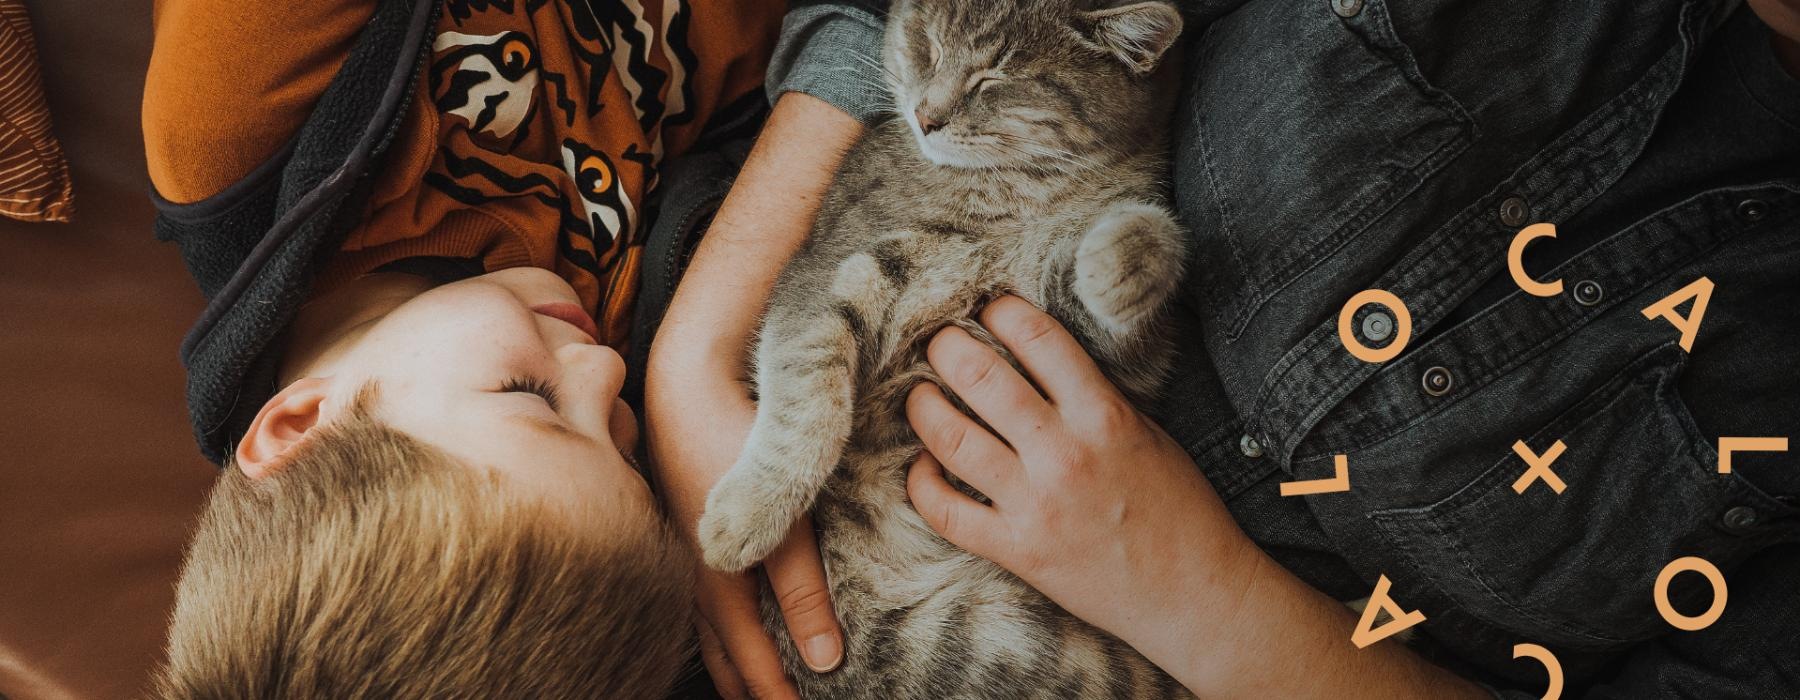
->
[1177,0,1474,337]
[1369,344,1781,648]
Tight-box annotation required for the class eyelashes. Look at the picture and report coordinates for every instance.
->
[501,376,562,411]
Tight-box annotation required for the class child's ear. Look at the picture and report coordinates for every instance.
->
[235,377,335,479]
[1077,2,1184,75]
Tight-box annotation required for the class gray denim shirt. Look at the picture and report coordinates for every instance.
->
[767,0,1800,696]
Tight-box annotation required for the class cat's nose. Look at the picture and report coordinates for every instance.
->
[915,110,944,135]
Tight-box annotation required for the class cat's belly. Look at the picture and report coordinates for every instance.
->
[782,482,1190,700]
[777,368,1191,699]
[758,255,1187,698]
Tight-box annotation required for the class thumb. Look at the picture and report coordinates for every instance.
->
[763,516,845,673]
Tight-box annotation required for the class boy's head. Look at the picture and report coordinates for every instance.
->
[157,267,693,697]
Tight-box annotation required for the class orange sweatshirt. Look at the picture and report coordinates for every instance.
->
[145,0,783,345]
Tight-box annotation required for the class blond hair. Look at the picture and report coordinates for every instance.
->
[156,393,693,698]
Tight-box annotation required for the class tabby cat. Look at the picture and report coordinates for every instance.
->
[698,1,1193,696]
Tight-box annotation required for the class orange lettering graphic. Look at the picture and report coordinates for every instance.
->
[1654,557,1728,631]
[1640,277,1714,352]
[1513,643,1564,700]
[1717,437,1788,474]
[1280,454,1351,497]
[1512,440,1568,495]
[1352,575,1427,648]
[1338,289,1412,363]
[1508,223,1563,297]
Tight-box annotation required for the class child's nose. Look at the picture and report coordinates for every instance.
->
[558,342,626,385]
[555,342,630,442]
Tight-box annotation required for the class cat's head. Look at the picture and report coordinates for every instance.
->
[883,0,1183,169]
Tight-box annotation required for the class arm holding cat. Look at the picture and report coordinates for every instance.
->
[645,92,862,699]
[647,0,1348,694]
[904,296,1490,699]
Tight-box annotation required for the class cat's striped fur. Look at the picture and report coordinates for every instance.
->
[698,1,1192,696]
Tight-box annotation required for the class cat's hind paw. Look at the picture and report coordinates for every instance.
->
[1074,201,1185,337]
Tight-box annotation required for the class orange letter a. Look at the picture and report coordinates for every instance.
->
[1641,277,1714,352]
[1351,575,1427,649]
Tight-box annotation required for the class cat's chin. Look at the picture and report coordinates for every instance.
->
[913,139,1011,170]
[907,134,993,170]
[914,138,975,168]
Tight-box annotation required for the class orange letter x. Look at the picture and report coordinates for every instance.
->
[1512,440,1567,495]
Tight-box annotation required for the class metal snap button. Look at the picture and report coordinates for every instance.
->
[1572,280,1604,307]
[1499,196,1531,227]
[1722,505,1759,532]
[1421,366,1454,397]
[1240,434,1265,458]
[1737,199,1768,222]
[1360,310,1395,342]
[1332,0,1364,18]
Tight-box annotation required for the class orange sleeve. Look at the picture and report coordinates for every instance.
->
[143,0,376,204]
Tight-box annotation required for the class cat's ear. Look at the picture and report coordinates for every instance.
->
[1076,2,1183,75]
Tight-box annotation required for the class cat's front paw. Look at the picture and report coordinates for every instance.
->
[1074,201,1185,336]
[697,466,794,573]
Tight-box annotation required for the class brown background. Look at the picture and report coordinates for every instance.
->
[0,0,216,698]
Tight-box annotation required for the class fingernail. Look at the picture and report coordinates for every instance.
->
[800,633,844,673]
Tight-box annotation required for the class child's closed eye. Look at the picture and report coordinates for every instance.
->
[500,376,562,411]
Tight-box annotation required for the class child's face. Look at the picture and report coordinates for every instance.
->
[304,267,652,522]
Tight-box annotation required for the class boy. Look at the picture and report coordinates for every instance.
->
[143,0,780,694]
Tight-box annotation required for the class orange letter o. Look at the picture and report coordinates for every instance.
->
[1654,556,1727,631]
[1338,289,1413,363]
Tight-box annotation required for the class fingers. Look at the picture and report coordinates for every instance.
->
[698,617,750,700]
[907,452,1005,556]
[694,568,801,699]
[977,296,1118,407]
[906,383,1020,497]
[926,325,1057,440]
[763,516,846,673]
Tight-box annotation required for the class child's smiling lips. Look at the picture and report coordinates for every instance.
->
[530,302,600,343]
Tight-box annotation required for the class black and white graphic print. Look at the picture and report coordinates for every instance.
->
[433,30,542,142]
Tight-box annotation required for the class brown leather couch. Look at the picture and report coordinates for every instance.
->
[0,1,217,698]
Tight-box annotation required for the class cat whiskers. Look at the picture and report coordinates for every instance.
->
[849,52,907,95]
[829,67,904,118]
[989,133,1108,176]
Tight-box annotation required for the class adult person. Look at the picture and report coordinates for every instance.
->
[646,0,1800,696]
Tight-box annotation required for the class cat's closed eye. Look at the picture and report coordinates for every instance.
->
[966,72,1004,93]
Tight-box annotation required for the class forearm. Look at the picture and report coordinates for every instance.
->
[641,95,865,698]
[646,91,863,386]
[1132,538,1488,699]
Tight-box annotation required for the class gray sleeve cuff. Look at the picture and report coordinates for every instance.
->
[765,2,892,125]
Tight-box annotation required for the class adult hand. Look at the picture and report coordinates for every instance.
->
[646,354,845,699]
[905,296,1487,699]
[903,296,1254,644]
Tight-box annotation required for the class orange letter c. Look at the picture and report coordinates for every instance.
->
[1508,223,1562,297]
